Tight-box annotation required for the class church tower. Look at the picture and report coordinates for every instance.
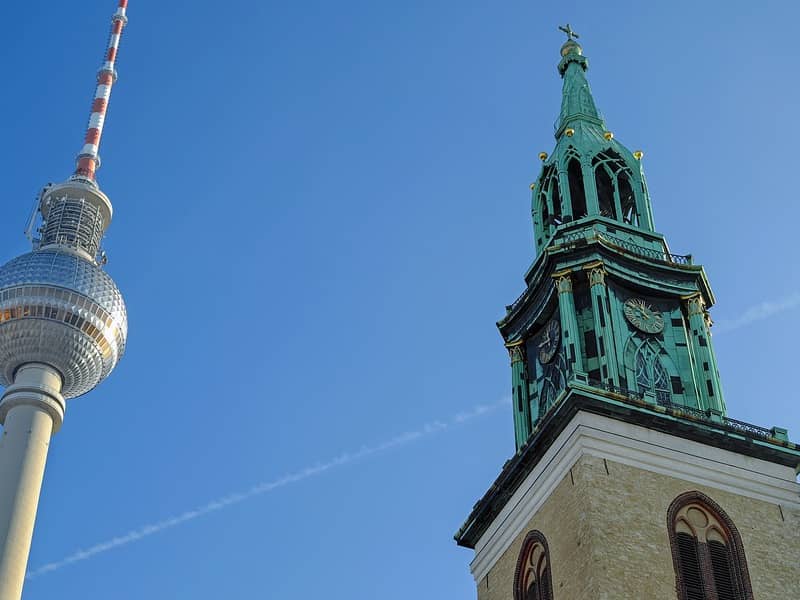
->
[455,27,800,599]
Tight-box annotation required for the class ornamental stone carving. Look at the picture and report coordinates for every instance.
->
[508,343,526,364]
[554,274,573,294]
[686,295,705,316]
[587,266,606,287]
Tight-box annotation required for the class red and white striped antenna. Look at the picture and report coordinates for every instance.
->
[72,0,129,183]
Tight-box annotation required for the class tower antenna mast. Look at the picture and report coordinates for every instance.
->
[73,0,129,183]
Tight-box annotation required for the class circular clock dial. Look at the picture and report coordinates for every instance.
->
[537,318,561,364]
[624,297,664,333]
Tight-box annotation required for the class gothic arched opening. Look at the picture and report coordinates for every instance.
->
[567,158,587,220]
[591,150,639,226]
[514,530,554,600]
[618,171,637,225]
[594,164,617,219]
[668,491,753,600]
[624,336,679,406]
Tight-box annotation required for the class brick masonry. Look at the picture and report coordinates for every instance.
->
[476,454,800,599]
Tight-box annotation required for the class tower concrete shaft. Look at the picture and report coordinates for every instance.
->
[0,364,64,600]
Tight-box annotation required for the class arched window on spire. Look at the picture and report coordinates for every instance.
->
[514,531,554,600]
[618,171,637,226]
[668,491,753,600]
[551,175,562,225]
[634,340,671,405]
[538,352,567,422]
[539,165,562,235]
[538,188,549,235]
[567,157,587,220]
[594,163,617,219]
[591,150,639,226]
[624,336,677,406]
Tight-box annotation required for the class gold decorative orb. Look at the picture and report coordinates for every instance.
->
[565,128,575,137]
[633,150,644,160]
[530,182,536,191]
[603,131,614,140]
[538,152,548,161]
[560,40,583,57]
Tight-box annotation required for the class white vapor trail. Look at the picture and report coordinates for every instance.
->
[26,397,507,580]
[713,291,800,335]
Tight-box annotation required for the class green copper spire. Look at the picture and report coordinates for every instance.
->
[531,30,656,253]
[455,30,797,558]
[499,29,739,450]
[556,26,604,136]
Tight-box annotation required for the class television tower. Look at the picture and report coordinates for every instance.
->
[0,2,130,597]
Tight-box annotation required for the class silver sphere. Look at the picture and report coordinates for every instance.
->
[0,248,127,398]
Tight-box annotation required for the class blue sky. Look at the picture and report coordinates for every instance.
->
[1,1,798,598]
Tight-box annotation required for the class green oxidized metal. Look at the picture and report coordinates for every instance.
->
[505,37,729,449]
[455,30,798,553]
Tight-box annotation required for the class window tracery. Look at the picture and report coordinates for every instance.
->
[633,339,672,405]
[539,351,566,419]
[514,531,554,600]
[591,150,639,226]
[537,165,563,240]
[565,149,587,220]
[668,491,753,600]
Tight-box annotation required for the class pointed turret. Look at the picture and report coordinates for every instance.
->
[555,30,604,136]
[532,27,655,253]
[498,26,730,450]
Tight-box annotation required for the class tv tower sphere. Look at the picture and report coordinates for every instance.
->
[0,181,128,402]
[0,2,130,598]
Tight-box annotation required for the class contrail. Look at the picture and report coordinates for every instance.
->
[26,397,507,579]
[25,294,798,579]
[713,291,800,335]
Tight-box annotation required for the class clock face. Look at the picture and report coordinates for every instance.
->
[624,297,664,334]
[537,318,561,364]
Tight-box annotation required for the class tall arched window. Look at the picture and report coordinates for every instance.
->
[538,352,567,422]
[594,164,617,219]
[633,339,671,405]
[514,530,554,600]
[624,336,675,406]
[539,166,562,232]
[591,150,639,225]
[567,158,587,220]
[617,171,637,226]
[668,491,753,600]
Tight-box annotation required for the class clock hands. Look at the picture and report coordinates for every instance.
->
[539,332,551,348]
[624,297,665,334]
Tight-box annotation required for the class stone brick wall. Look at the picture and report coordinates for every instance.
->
[477,454,800,599]
[478,456,596,600]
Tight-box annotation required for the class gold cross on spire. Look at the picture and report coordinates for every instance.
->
[558,23,579,41]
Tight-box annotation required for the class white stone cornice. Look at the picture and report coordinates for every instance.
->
[469,411,800,583]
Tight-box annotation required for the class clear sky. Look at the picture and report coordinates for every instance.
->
[1,1,798,598]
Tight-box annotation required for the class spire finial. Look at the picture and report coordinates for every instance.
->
[554,25,602,135]
[558,23,584,61]
[558,23,579,41]
[72,0,129,184]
